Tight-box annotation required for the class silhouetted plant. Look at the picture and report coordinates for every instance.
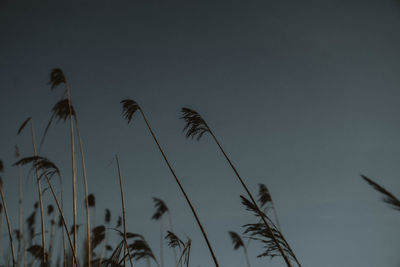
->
[165,231,191,267]
[180,107,299,267]
[361,175,400,210]
[258,184,281,231]
[115,155,133,267]
[128,238,159,266]
[14,156,79,266]
[121,99,220,267]
[15,145,24,265]
[240,195,297,262]
[91,226,106,251]
[44,68,92,267]
[228,231,250,267]
[152,197,169,267]
[17,117,47,265]
[0,173,16,266]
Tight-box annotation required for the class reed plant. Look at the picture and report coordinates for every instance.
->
[180,107,300,267]
[121,99,220,267]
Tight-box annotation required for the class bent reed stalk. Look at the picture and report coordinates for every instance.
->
[0,179,16,267]
[120,99,220,267]
[181,107,299,267]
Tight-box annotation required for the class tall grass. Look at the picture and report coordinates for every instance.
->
[121,99,220,267]
[181,107,300,267]
[228,231,250,267]
[43,69,92,267]
[0,163,16,266]
[17,117,47,265]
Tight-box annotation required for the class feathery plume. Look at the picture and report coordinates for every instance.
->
[180,108,210,140]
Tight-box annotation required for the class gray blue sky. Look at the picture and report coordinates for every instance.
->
[1,0,400,266]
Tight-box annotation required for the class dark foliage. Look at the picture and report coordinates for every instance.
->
[121,99,140,123]
[41,98,76,146]
[165,231,184,249]
[228,231,244,250]
[27,245,47,261]
[116,216,122,228]
[14,156,60,179]
[258,184,272,208]
[361,175,400,211]
[128,239,157,263]
[241,195,295,262]
[17,117,32,135]
[91,225,106,250]
[151,197,168,220]
[105,209,111,224]
[88,194,96,207]
[180,107,210,140]
[49,68,66,90]
[47,205,54,215]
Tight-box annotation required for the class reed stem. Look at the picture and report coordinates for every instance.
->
[30,121,47,266]
[139,109,220,267]
[0,181,16,266]
[115,155,134,267]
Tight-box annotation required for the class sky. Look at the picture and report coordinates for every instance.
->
[1,0,400,266]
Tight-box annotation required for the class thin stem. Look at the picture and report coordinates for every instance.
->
[208,129,295,267]
[18,164,23,266]
[66,84,78,261]
[30,121,47,266]
[75,123,91,267]
[43,174,79,267]
[139,109,220,267]
[160,220,164,267]
[0,183,16,266]
[115,155,134,267]
[243,245,251,267]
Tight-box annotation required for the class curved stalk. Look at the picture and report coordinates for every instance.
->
[0,182,16,266]
[65,84,78,262]
[243,245,251,267]
[139,108,220,267]
[43,174,79,267]
[208,129,298,267]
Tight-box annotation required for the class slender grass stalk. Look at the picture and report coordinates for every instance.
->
[16,146,24,266]
[0,179,16,267]
[181,108,299,267]
[210,133,294,266]
[30,121,47,266]
[0,204,2,260]
[42,69,80,264]
[115,155,134,267]
[65,85,78,263]
[43,174,79,267]
[120,100,220,267]
[151,198,169,267]
[76,124,91,267]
